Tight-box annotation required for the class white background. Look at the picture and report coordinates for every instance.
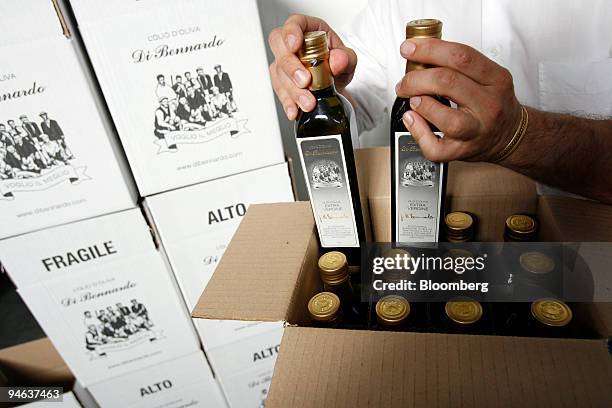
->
[256,0,389,198]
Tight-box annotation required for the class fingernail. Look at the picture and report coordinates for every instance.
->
[403,111,414,127]
[286,106,297,119]
[401,40,416,56]
[294,69,309,87]
[410,96,421,109]
[286,34,297,49]
[299,95,311,110]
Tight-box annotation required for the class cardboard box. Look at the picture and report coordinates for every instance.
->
[0,338,73,388]
[20,391,82,408]
[193,147,612,406]
[87,351,226,408]
[0,0,136,239]
[193,201,612,407]
[68,0,285,196]
[0,208,153,288]
[144,163,293,407]
[536,194,612,336]
[144,163,295,310]
[205,324,283,408]
[18,250,200,386]
[357,147,537,242]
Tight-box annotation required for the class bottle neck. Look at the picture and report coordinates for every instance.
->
[304,57,334,91]
[405,60,430,74]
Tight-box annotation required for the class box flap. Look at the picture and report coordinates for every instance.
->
[267,327,612,408]
[537,195,612,241]
[192,202,319,323]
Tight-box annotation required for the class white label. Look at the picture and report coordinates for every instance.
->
[297,135,359,248]
[394,131,444,243]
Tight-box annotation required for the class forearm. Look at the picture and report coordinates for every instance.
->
[500,107,612,203]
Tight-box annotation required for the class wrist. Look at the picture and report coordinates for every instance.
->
[498,107,545,167]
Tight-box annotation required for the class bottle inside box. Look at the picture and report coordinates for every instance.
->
[303,214,602,340]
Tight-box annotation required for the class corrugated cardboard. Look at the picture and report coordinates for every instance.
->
[267,327,611,408]
[192,202,317,323]
[356,147,537,241]
[193,201,612,407]
[0,338,73,388]
[537,195,612,337]
[538,195,612,241]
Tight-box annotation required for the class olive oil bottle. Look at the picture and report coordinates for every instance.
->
[295,31,365,261]
[391,19,449,245]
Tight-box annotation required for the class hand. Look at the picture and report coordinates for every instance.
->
[396,38,522,162]
[268,14,358,120]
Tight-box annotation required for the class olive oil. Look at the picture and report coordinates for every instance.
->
[295,31,365,262]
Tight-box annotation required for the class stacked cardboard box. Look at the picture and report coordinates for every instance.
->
[144,162,295,406]
[0,0,136,239]
[67,0,286,196]
[192,147,612,407]
[0,209,227,407]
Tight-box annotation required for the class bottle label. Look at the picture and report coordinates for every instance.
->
[394,132,444,243]
[297,135,359,248]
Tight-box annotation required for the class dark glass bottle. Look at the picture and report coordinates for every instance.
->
[494,214,539,334]
[295,31,365,263]
[318,251,367,328]
[391,19,449,246]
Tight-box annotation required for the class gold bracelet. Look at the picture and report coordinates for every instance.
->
[493,105,529,163]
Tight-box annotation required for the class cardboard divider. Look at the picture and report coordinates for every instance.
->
[192,202,317,322]
[267,327,612,408]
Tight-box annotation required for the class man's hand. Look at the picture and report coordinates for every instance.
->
[268,14,358,120]
[396,38,522,163]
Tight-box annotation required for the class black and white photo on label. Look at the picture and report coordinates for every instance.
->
[84,298,160,359]
[310,159,343,189]
[400,159,437,187]
[0,112,88,199]
[153,64,248,153]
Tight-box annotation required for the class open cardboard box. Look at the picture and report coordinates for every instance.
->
[193,147,612,407]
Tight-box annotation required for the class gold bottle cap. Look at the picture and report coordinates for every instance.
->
[519,252,555,275]
[298,31,329,61]
[445,297,483,325]
[318,251,349,286]
[445,212,474,232]
[406,19,443,39]
[381,248,412,283]
[505,214,537,236]
[531,299,572,327]
[308,292,340,322]
[376,295,410,325]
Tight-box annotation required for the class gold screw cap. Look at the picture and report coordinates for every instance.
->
[445,297,483,325]
[376,295,410,325]
[308,292,340,322]
[531,299,572,327]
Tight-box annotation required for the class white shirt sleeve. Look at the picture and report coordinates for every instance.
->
[338,1,391,134]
